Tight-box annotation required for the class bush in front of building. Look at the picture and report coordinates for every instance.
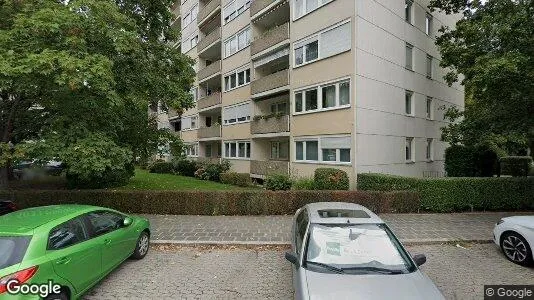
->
[314,168,349,190]
[194,160,231,182]
[292,177,316,190]
[172,159,198,177]
[264,174,293,191]
[499,156,533,177]
[148,161,174,174]
[220,172,252,187]
[445,144,500,177]
[358,173,534,212]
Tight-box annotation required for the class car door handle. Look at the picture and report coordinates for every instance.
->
[104,239,112,245]
[56,257,71,265]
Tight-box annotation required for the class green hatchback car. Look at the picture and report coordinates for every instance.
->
[0,205,151,300]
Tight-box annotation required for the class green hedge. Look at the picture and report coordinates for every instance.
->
[264,174,293,191]
[358,173,534,212]
[499,156,532,177]
[220,172,252,187]
[0,190,419,215]
[314,168,349,190]
[148,161,174,174]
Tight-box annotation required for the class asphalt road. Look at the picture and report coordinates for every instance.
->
[85,243,534,300]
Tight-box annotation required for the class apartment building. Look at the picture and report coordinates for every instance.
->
[165,0,464,185]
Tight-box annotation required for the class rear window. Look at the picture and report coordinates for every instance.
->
[317,209,370,218]
[0,236,32,270]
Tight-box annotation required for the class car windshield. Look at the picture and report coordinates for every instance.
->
[305,224,415,274]
[0,236,32,270]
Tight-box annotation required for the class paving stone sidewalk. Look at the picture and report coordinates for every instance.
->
[142,212,527,245]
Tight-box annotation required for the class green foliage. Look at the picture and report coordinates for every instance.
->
[172,159,198,177]
[314,168,349,190]
[500,156,533,177]
[358,173,534,212]
[292,177,316,190]
[194,160,230,182]
[220,172,252,187]
[148,161,174,174]
[445,144,499,177]
[264,174,293,191]
[0,190,420,215]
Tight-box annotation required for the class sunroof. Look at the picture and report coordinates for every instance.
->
[317,209,370,218]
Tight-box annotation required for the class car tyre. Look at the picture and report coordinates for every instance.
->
[44,291,69,300]
[500,232,533,267]
[131,231,150,260]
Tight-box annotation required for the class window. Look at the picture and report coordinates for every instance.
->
[184,143,199,156]
[191,35,198,48]
[224,67,251,91]
[223,102,251,125]
[224,27,250,57]
[191,116,197,129]
[426,55,433,79]
[295,136,351,163]
[181,115,198,130]
[294,79,350,113]
[425,14,433,35]
[48,217,88,250]
[426,138,433,161]
[205,144,212,157]
[405,0,413,23]
[294,0,335,19]
[405,90,413,116]
[405,137,414,162]
[270,102,288,114]
[295,209,308,254]
[224,141,251,158]
[191,87,198,102]
[86,211,124,237]
[182,4,198,28]
[223,0,251,24]
[271,141,289,160]
[405,43,413,70]
[426,97,433,119]
[294,21,351,66]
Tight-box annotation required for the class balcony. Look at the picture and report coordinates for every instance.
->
[198,60,221,82]
[250,0,277,17]
[198,125,221,139]
[251,114,289,135]
[198,0,221,27]
[251,23,289,56]
[250,160,289,176]
[251,69,289,96]
[197,27,221,53]
[197,93,222,110]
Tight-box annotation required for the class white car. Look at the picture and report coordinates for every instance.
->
[493,216,534,266]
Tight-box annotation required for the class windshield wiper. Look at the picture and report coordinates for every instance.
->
[306,261,344,274]
[341,266,405,274]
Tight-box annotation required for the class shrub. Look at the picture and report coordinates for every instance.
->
[314,168,349,190]
[0,190,419,215]
[444,145,475,177]
[66,162,134,189]
[265,174,292,191]
[220,172,252,187]
[148,161,174,174]
[473,144,499,177]
[358,173,534,212]
[292,177,315,190]
[172,159,198,177]
[499,156,533,177]
[195,160,230,182]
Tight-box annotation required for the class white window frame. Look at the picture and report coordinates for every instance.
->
[223,140,251,159]
[426,138,434,162]
[293,19,351,68]
[405,90,414,116]
[293,0,335,20]
[405,43,413,70]
[224,26,250,58]
[293,77,351,115]
[425,13,433,36]
[426,96,433,120]
[184,143,199,157]
[426,54,433,79]
[181,115,199,131]
[191,87,198,102]
[405,137,414,163]
[294,135,352,165]
[182,4,198,28]
[223,0,251,25]
[224,65,251,92]
[405,0,413,24]
[270,141,289,160]
[223,101,251,125]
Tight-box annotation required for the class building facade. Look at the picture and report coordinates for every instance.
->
[166,0,464,185]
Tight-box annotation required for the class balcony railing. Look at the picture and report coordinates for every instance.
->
[250,160,289,176]
[251,22,289,56]
[198,60,221,82]
[197,27,221,53]
[197,92,222,110]
[251,114,289,134]
[198,125,221,139]
[198,0,221,25]
[250,0,277,17]
[251,69,289,95]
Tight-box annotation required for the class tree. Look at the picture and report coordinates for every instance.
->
[0,0,195,188]
[430,0,534,157]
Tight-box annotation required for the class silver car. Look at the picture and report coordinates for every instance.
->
[285,202,444,300]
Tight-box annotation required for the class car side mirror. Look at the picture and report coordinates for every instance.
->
[123,217,133,227]
[413,254,427,266]
[285,251,300,267]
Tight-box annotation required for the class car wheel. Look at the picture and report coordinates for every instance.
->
[500,232,533,266]
[131,231,150,260]
[44,291,69,300]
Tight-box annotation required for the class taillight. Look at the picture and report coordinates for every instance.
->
[0,266,38,294]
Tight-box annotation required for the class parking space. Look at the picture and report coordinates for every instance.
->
[85,243,534,299]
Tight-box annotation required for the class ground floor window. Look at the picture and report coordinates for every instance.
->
[224,141,250,159]
[184,143,199,157]
[271,141,289,160]
[295,136,351,163]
